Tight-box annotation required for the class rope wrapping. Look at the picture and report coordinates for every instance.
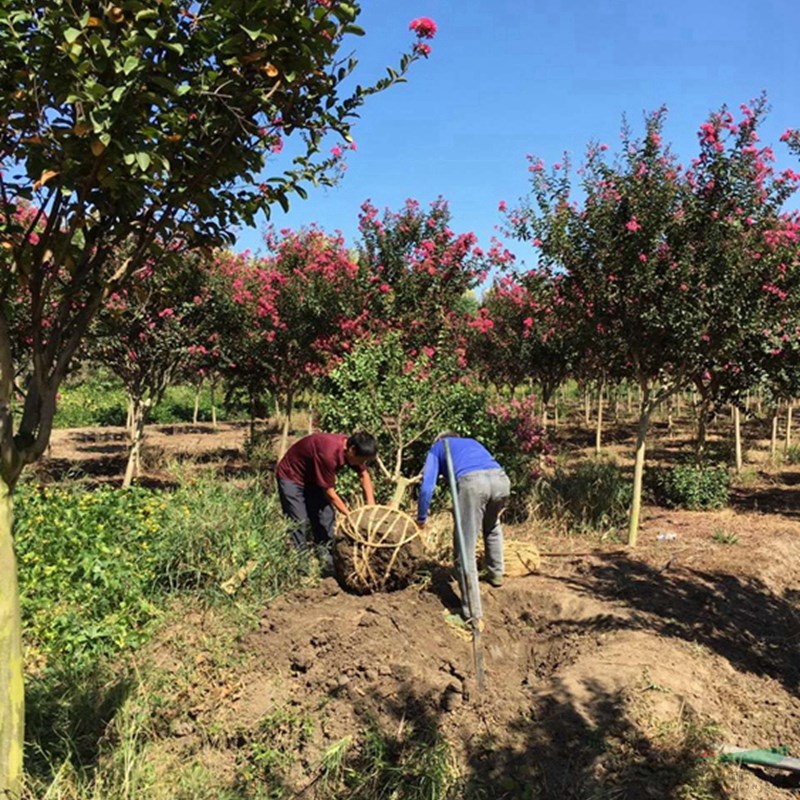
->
[333,505,425,594]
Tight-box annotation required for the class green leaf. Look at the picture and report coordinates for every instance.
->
[239,25,262,41]
[63,28,82,44]
[122,56,139,75]
[164,42,184,55]
[112,85,126,102]
[135,152,151,172]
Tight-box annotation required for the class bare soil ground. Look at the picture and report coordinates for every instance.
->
[41,419,800,798]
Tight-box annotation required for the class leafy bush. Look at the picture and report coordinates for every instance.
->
[16,478,303,670]
[53,375,128,427]
[533,458,632,533]
[646,463,730,510]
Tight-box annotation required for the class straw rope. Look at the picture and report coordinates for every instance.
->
[337,505,422,593]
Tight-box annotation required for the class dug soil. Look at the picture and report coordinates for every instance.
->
[42,420,800,798]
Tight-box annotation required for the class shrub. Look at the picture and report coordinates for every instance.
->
[533,458,632,534]
[646,463,730,510]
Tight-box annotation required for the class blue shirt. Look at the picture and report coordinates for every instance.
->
[416,437,501,523]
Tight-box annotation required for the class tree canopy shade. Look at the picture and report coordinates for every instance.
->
[0,1,430,793]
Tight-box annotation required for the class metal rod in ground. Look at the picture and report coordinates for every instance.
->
[443,438,485,694]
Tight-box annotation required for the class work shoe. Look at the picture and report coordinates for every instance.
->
[487,573,504,588]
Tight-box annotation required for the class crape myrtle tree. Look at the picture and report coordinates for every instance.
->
[0,1,434,789]
[88,246,211,487]
[675,99,800,459]
[507,102,800,546]
[356,197,508,357]
[470,267,578,429]
[211,228,372,457]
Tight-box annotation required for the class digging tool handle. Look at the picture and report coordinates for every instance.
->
[443,438,485,693]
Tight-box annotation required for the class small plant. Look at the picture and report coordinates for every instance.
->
[785,444,800,465]
[711,528,739,546]
[646,464,730,510]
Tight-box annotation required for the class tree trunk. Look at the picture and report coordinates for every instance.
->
[210,380,217,429]
[786,402,794,453]
[126,397,134,433]
[734,406,743,473]
[770,410,779,461]
[123,400,147,488]
[626,385,633,416]
[628,401,653,547]
[696,396,712,463]
[595,380,604,456]
[584,387,591,426]
[278,391,294,460]
[0,478,23,798]
[541,406,548,432]
[307,399,314,434]
[192,382,201,425]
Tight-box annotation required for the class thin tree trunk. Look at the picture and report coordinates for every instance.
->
[676,391,682,419]
[541,405,548,432]
[584,388,591,426]
[785,402,794,453]
[0,478,23,797]
[628,400,653,547]
[770,410,779,461]
[553,395,559,428]
[126,398,134,433]
[123,400,147,488]
[192,382,201,425]
[210,380,217,429]
[278,390,294,460]
[626,384,633,416]
[595,380,604,456]
[734,406,743,474]
[307,400,314,434]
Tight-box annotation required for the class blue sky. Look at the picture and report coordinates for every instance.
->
[235,0,800,265]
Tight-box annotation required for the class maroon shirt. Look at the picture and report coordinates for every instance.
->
[276,433,364,489]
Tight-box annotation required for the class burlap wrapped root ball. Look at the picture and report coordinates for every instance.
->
[333,505,426,594]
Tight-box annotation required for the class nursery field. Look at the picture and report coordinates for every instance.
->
[21,412,800,800]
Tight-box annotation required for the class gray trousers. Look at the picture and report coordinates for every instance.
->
[277,478,335,550]
[454,469,510,620]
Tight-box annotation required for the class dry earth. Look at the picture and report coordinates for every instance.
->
[41,420,800,799]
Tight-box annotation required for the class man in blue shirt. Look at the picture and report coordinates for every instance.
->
[417,434,510,622]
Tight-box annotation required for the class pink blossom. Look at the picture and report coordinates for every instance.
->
[498,200,507,213]
[330,145,342,158]
[413,42,431,56]
[409,17,437,39]
[625,217,641,232]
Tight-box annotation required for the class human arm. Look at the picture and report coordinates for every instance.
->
[416,444,442,525]
[324,486,350,516]
[360,469,376,506]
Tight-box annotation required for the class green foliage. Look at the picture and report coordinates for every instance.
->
[152,477,303,597]
[53,373,128,427]
[319,335,495,503]
[785,444,800,464]
[15,478,303,669]
[533,458,632,534]
[646,464,731,510]
[15,483,169,666]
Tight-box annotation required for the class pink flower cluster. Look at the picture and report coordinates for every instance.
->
[409,17,437,38]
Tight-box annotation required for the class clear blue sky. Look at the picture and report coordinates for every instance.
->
[235,0,800,263]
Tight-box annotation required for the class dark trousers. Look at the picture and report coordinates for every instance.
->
[277,478,335,550]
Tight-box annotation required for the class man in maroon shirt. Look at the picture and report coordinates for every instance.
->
[276,431,377,560]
